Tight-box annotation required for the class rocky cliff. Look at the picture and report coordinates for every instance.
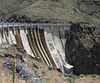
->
[66,23,100,75]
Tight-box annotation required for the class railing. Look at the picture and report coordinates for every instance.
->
[0,22,72,28]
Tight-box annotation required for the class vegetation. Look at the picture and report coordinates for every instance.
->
[0,0,100,24]
[13,58,16,83]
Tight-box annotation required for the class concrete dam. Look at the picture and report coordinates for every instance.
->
[0,22,73,73]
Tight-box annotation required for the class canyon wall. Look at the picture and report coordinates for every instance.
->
[66,23,100,75]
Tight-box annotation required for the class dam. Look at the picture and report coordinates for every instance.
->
[0,22,73,73]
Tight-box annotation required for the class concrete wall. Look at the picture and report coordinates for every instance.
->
[0,24,73,73]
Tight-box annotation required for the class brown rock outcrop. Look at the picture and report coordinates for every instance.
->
[66,23,100,75]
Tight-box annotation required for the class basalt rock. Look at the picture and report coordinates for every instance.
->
[3,56,42,83]
[15,54,24,63]
[6,14,31,23]
[66,23,100,75]
[4,53,14,58]
[0,55,4,58]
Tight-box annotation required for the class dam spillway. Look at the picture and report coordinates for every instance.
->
[0,23,73,73]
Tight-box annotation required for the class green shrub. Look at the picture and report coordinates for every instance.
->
[13,58,16,83]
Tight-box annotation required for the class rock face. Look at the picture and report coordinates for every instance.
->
[80,0,100,15]
[66,23,100,75]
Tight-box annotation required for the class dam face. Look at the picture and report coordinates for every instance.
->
[0,23,73,73]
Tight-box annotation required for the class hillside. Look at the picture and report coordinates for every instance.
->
[0,0,100,24]
[0,43,100,83]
